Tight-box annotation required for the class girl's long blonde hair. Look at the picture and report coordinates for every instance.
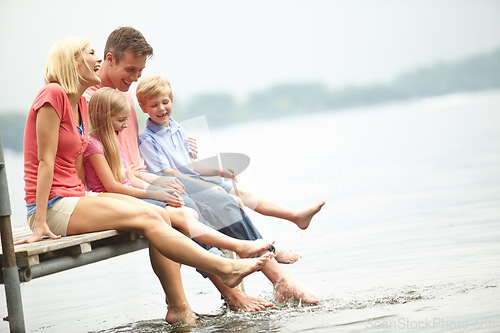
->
[88,88,130,184]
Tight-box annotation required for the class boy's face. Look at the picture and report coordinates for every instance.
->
[141,93,173,127]
[105,50,147,92]
[111,106,131,133]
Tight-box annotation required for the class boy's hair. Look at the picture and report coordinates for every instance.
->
[136,75,174,105]
[44,36,91,95]
[88,87,130,184]
[104,26,153,63]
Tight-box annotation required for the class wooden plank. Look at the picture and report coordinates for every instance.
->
[0,227,119,256]
[0,226,144,269]
[16,255,39,268]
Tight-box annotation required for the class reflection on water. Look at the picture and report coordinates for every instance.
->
[1,90,500,332]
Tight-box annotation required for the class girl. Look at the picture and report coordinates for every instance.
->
[84,87,274,259]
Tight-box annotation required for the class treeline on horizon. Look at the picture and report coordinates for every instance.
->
[1,48,500,152]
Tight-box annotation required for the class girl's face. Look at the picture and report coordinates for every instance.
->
[111,106,131,133]
[77,45,102,88]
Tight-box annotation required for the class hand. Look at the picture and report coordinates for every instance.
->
[14,222,61,245]
[186,137,198,160]
[221,168,238,182]
[148,188,185,208]
[151,176,187,195]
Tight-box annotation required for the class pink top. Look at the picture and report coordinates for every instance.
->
[83,136,132,192]
[24,84,88,204]
[84,85,147,172]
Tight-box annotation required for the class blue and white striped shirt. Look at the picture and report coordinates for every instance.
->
[138,118,199,178]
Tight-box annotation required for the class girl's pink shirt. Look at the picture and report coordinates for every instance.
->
[24,84,88,204]
[83,136,133,192]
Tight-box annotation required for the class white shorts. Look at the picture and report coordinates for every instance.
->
[27,192,99,237]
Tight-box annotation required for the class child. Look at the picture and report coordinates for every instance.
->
[83,87,275,259]
[137,75,325,231]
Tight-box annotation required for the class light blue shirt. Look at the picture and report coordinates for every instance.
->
[138,118,200,178]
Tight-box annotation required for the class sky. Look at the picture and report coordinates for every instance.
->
[1,0,500,113]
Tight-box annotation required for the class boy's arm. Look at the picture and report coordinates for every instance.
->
[159,167,226,191]
[191,159,238,182]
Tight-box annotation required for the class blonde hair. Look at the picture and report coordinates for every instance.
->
[44,36,92,95]
[88,88,130,184]
[136,75,173,105]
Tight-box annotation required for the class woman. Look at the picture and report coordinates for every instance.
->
[17,36,273,323]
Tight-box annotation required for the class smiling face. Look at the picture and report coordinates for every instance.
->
[140,93,173,127]
[111,105,131,133]
[104,50,147,92]
[77,45,102,88]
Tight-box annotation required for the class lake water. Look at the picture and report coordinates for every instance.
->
[1,90,500,332]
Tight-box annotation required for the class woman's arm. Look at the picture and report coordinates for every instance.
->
[18,105,63,243]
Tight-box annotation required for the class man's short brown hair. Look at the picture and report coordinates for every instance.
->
[104,26,153,63]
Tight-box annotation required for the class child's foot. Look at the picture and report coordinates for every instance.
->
[224,288,274,312]
[293,201,325,230]
[275,249,301,264]
[165,304,198,325]
[236,239,275,259]
[221,252,273,288]
[273,275,320,304]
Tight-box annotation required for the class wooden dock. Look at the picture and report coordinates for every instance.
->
[0,226,148,283]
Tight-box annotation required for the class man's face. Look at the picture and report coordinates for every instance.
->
[106,50,147,92]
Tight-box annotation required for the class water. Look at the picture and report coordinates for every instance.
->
[1,90,500,332]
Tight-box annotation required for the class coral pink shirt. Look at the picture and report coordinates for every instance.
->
[24,84,88,204]
[84,85,147,172]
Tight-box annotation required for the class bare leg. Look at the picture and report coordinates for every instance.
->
[66,194,272,288]
[206,273,274,312]
[231,188,325,230]
[260,258,319,304]
[165,206,274,258]
[148,245,197,324]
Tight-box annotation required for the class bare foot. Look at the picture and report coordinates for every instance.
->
[165,303,198,325]
[236,239,275,259]
[221,252,273,288]
[224,288,274,312]
[293,201,325,230]
[275,249,301,264]
[273,276,319,304]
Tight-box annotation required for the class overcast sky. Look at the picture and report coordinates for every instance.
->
[1,0,499,112]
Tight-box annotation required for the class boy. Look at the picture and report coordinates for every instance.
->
[137,75,325,231]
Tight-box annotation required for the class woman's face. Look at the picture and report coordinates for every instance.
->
[77,45,102,88]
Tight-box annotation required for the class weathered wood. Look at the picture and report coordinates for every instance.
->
[0,226,145,270]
